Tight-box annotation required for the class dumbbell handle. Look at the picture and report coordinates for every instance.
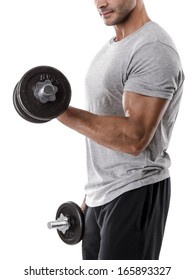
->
[47,213,70,234]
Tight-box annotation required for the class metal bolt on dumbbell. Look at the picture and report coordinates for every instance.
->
[47,213,70,234]
[34,79,58,104]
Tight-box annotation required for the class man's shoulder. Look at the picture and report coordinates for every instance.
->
[124,21,177,54]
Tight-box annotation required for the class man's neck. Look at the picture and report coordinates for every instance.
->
[114,3,150,42]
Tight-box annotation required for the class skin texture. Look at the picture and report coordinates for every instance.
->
[58,0,170,156]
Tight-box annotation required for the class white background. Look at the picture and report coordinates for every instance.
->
[0,0,194,279]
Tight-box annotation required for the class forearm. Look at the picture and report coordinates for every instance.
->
[57,106,145,155]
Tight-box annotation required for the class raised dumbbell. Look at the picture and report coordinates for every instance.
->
[47,201,84,245]
[13,66,71,123]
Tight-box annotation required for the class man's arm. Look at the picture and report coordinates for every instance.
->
[57,91,170,156]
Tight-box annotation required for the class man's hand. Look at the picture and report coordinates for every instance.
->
[81,195,86,212]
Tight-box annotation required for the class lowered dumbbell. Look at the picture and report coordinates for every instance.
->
[13,66,71,123]
[47,201,84,245]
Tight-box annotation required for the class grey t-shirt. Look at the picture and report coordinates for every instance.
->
[85,21,184,207]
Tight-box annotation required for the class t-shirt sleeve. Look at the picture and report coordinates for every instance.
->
[123,42,183,100]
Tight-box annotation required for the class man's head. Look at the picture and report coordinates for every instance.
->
[95,0,138,26]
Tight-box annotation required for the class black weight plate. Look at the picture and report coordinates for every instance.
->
[13,83,49,123]
[15,66,71,121]
[56,202,84,245]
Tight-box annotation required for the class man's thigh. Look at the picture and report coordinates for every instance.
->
[99,179,170,260]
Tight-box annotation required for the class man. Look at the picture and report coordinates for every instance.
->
[58,0,184,259]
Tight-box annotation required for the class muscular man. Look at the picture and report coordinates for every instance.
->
[58,0,184,259]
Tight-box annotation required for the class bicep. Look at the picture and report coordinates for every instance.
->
[122,91,170,148]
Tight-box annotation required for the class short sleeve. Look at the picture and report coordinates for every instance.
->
[124,42,183,100]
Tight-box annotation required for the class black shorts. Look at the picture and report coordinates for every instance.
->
[82,178,171,260]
